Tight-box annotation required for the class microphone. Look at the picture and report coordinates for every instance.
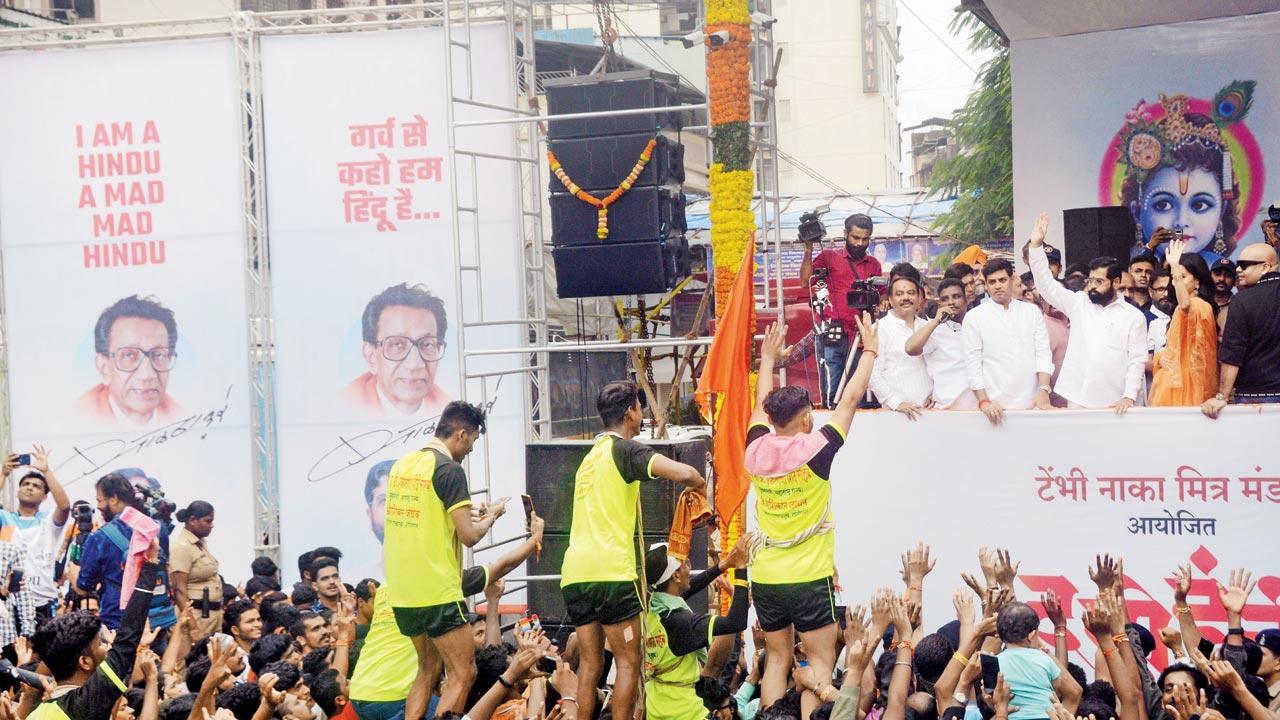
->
[0,659,50,689]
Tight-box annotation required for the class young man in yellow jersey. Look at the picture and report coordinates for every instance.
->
[742,316,879,718]
[560,381,707,720]
[350,512,545,720]
[382,401,507,719]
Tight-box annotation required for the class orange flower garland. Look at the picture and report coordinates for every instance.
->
[705,24,752,125]
[547,137,658,239]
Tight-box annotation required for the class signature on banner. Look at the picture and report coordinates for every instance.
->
[1021,545,1280,674]
[1034,464,1280,536]
[55,386,234,481]
[307,394,499,483]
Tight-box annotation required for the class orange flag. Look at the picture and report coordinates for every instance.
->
[695,239,756,532]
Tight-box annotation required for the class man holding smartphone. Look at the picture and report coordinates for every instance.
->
[382,401,506,720]
[1,445,70,619]
[904,278,978,409]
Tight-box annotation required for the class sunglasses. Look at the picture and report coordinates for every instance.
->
[1234,259,1266,270]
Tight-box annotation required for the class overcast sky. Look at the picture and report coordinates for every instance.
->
[895,0,998,186]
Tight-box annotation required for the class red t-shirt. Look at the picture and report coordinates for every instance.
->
[811,246,883,327]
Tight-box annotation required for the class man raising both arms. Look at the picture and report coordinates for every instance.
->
[560,381,706,720]
[744,315,878,719]
[382,401,506,719]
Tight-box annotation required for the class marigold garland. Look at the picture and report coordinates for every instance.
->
[705,24,752,126]
[705,0,750,26]
[705,0,753,322]
[547,137,658,239]
[709,163,754,311]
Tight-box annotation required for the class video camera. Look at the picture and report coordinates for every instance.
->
[136,484,176,523]
[847,278,886,314]
[797,204,830,244]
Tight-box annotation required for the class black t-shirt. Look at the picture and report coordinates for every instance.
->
[609,436,658,484]
[1219,274,1280,394]
[430,449,471,509]
[746,423,844,480]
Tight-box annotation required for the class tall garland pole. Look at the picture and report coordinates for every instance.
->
[704,0,754,589]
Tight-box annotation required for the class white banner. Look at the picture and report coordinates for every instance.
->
[823,406,1279,674]
[262,25,527,585]
[0,39,255,568]
[1011,12,1278,264]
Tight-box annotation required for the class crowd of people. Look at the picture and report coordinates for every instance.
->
[796,212,1280,418]
[0,212,1274,720]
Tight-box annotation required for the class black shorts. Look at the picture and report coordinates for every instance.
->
[752,577,836,633]
[393,601,468,639]
[562,581,643,627]
[462,566,489,597]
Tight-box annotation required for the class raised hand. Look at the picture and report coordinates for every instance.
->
[1205,660,1246,693]
[887,593,911,637]
[954,589,975,632]
[1167,238,1186,266]
[1082,598,1111,639]
[870,587,895,637]
[30,445,51,475]
[1172,564,1192,605]
[1098,589,1126,634]
[843,605,870,658]
[1042,589,1066,628]
[761,321,787,364]
[1159,628,1184,654]
[137,648,158,681]
[1151,226,1176,247]
[991,549,1019,589]
[992,672,1018,717]
[900,542,936,587]
[1088,554,1121,592]
[1216,568,1256,616]
[1030,213,1050,247]
[484,578,506,604]
[720,531,753,570]
[978,546,999,586]
[853,312,879,356]
[1164,682,1207,720]
[259,673,285,707]
[981,586,1012,618]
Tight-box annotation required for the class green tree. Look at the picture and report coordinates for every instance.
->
[928,14,1011,246]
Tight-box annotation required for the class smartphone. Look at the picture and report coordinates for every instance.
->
[536,656,557,675]
[7,570,22,594]
[521,494,534,522]
[980,654,1000,692]
[12,454,30,467]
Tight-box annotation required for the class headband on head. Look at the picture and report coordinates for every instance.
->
[646,542,681,589]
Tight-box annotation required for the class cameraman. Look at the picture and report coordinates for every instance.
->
[75,473,177,633]
[28,537,160,720]
[799,213,883,407]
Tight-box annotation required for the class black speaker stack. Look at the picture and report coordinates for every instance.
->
[524,436,711,620]
[545,70,691,298]
[1062,207,1136,265]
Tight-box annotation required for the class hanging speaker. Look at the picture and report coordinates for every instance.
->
[1062,207,1135,264]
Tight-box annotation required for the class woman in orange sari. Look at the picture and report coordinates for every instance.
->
[1150,239,1218,405]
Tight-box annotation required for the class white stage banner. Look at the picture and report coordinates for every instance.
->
[261,25,526,585]
[0,39,256,568]
[1011,12,1279,265]
[822,406,1279,674]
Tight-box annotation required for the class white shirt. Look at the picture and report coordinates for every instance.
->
[924,319,978,409]
[868,311,933,410]
[1029,246,1149,407]
[1148,306,1171,354]
[962,297,1054,409]
[0,509,66,604]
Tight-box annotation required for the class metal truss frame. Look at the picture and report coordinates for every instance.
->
[0,1,549,568]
